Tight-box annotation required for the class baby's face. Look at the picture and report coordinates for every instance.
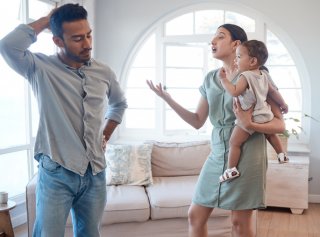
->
[235,45,252,72]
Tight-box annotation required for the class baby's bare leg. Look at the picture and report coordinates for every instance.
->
[228,126,250,168]
[265,133,284,154]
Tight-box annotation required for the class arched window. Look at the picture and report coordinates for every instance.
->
[121,5,307,143]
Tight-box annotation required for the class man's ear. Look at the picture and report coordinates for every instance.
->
[52,36,64,48]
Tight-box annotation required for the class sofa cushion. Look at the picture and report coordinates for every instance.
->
[27,175,151,227]
[105,143,153,185]
[146,176,230,220]
[146,176,196,219]
[149,140,211,177]
[102,185,151,225]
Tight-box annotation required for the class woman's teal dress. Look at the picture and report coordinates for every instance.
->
[192,69,268,210]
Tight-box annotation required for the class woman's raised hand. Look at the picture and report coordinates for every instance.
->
[146,80,171,101]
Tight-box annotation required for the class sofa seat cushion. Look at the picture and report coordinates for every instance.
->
[146,176,230,220]
[103,185,151,225]
[66,185,150,226]
[146,176,196,219]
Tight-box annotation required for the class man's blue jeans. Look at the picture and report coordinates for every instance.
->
[33,154,106,237]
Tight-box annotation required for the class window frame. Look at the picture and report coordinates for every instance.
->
[0,0,56,202]
[119,2,310,144]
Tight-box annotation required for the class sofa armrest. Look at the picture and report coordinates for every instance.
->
[26,174,38,237]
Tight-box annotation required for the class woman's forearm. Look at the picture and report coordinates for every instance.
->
[234,97,285,134]
[165,96,208,129]
[247,97,285,134]
[249,117,285,134]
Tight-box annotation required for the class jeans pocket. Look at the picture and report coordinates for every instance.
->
[40,155,61,172]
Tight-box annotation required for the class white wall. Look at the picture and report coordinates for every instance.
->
[94,0,320,199]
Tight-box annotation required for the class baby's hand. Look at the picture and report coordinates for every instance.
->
[219,67,227,80]
[219,67,236,81]
[280,103,288,114]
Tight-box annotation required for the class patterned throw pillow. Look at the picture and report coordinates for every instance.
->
[105,144,153,186]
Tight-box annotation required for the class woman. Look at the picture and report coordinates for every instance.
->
[146,24,285,237]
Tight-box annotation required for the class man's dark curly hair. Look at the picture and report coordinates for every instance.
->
[50,3,87,39]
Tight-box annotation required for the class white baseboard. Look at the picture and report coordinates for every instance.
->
[309,194,320,203]
[12,212,27,228]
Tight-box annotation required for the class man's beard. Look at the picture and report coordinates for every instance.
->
[64,46,91,63]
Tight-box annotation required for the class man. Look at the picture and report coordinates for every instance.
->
[0,4,127,237]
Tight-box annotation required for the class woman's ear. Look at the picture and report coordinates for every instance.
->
[52,36,64,48]
[232,40,242,50]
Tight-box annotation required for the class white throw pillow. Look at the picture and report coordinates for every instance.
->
[105,144,153,186]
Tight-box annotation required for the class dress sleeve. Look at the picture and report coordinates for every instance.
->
[199,69,218,99]
[199,82,207,99]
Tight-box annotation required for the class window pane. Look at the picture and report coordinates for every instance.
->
[166,89,200,109]
[225,12,255,32]
[165,13,193,35]
[268,66,301,88]
[132,34,155,67]
[126,89,155,109]
[125,109,155,128]
[0,66,27,149]
[267,31,294,65]
[127,68,155,87]
[0,151,29,197]
[195,10,224,34]
[0,0,22,56]
[166,45,203,67]
[279,89,302,111]
[29,32,55,55]
[1,1,21,33]
[166,110,195,130]
[166,68,203,88]
[284,112,302,137]
[28,0,53,20]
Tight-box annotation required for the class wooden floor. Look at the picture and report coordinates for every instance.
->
[14,203,320,237]
[257,203,320,237]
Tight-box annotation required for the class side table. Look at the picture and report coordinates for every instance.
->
[266,156,309,214]
[0,200,16,237]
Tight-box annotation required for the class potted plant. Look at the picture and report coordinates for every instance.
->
[267,113,319,159]
[282,114,319,139]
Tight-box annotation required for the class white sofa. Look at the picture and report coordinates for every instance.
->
[26,140,249,237]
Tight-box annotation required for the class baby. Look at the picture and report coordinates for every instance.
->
[219,40,289,182]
